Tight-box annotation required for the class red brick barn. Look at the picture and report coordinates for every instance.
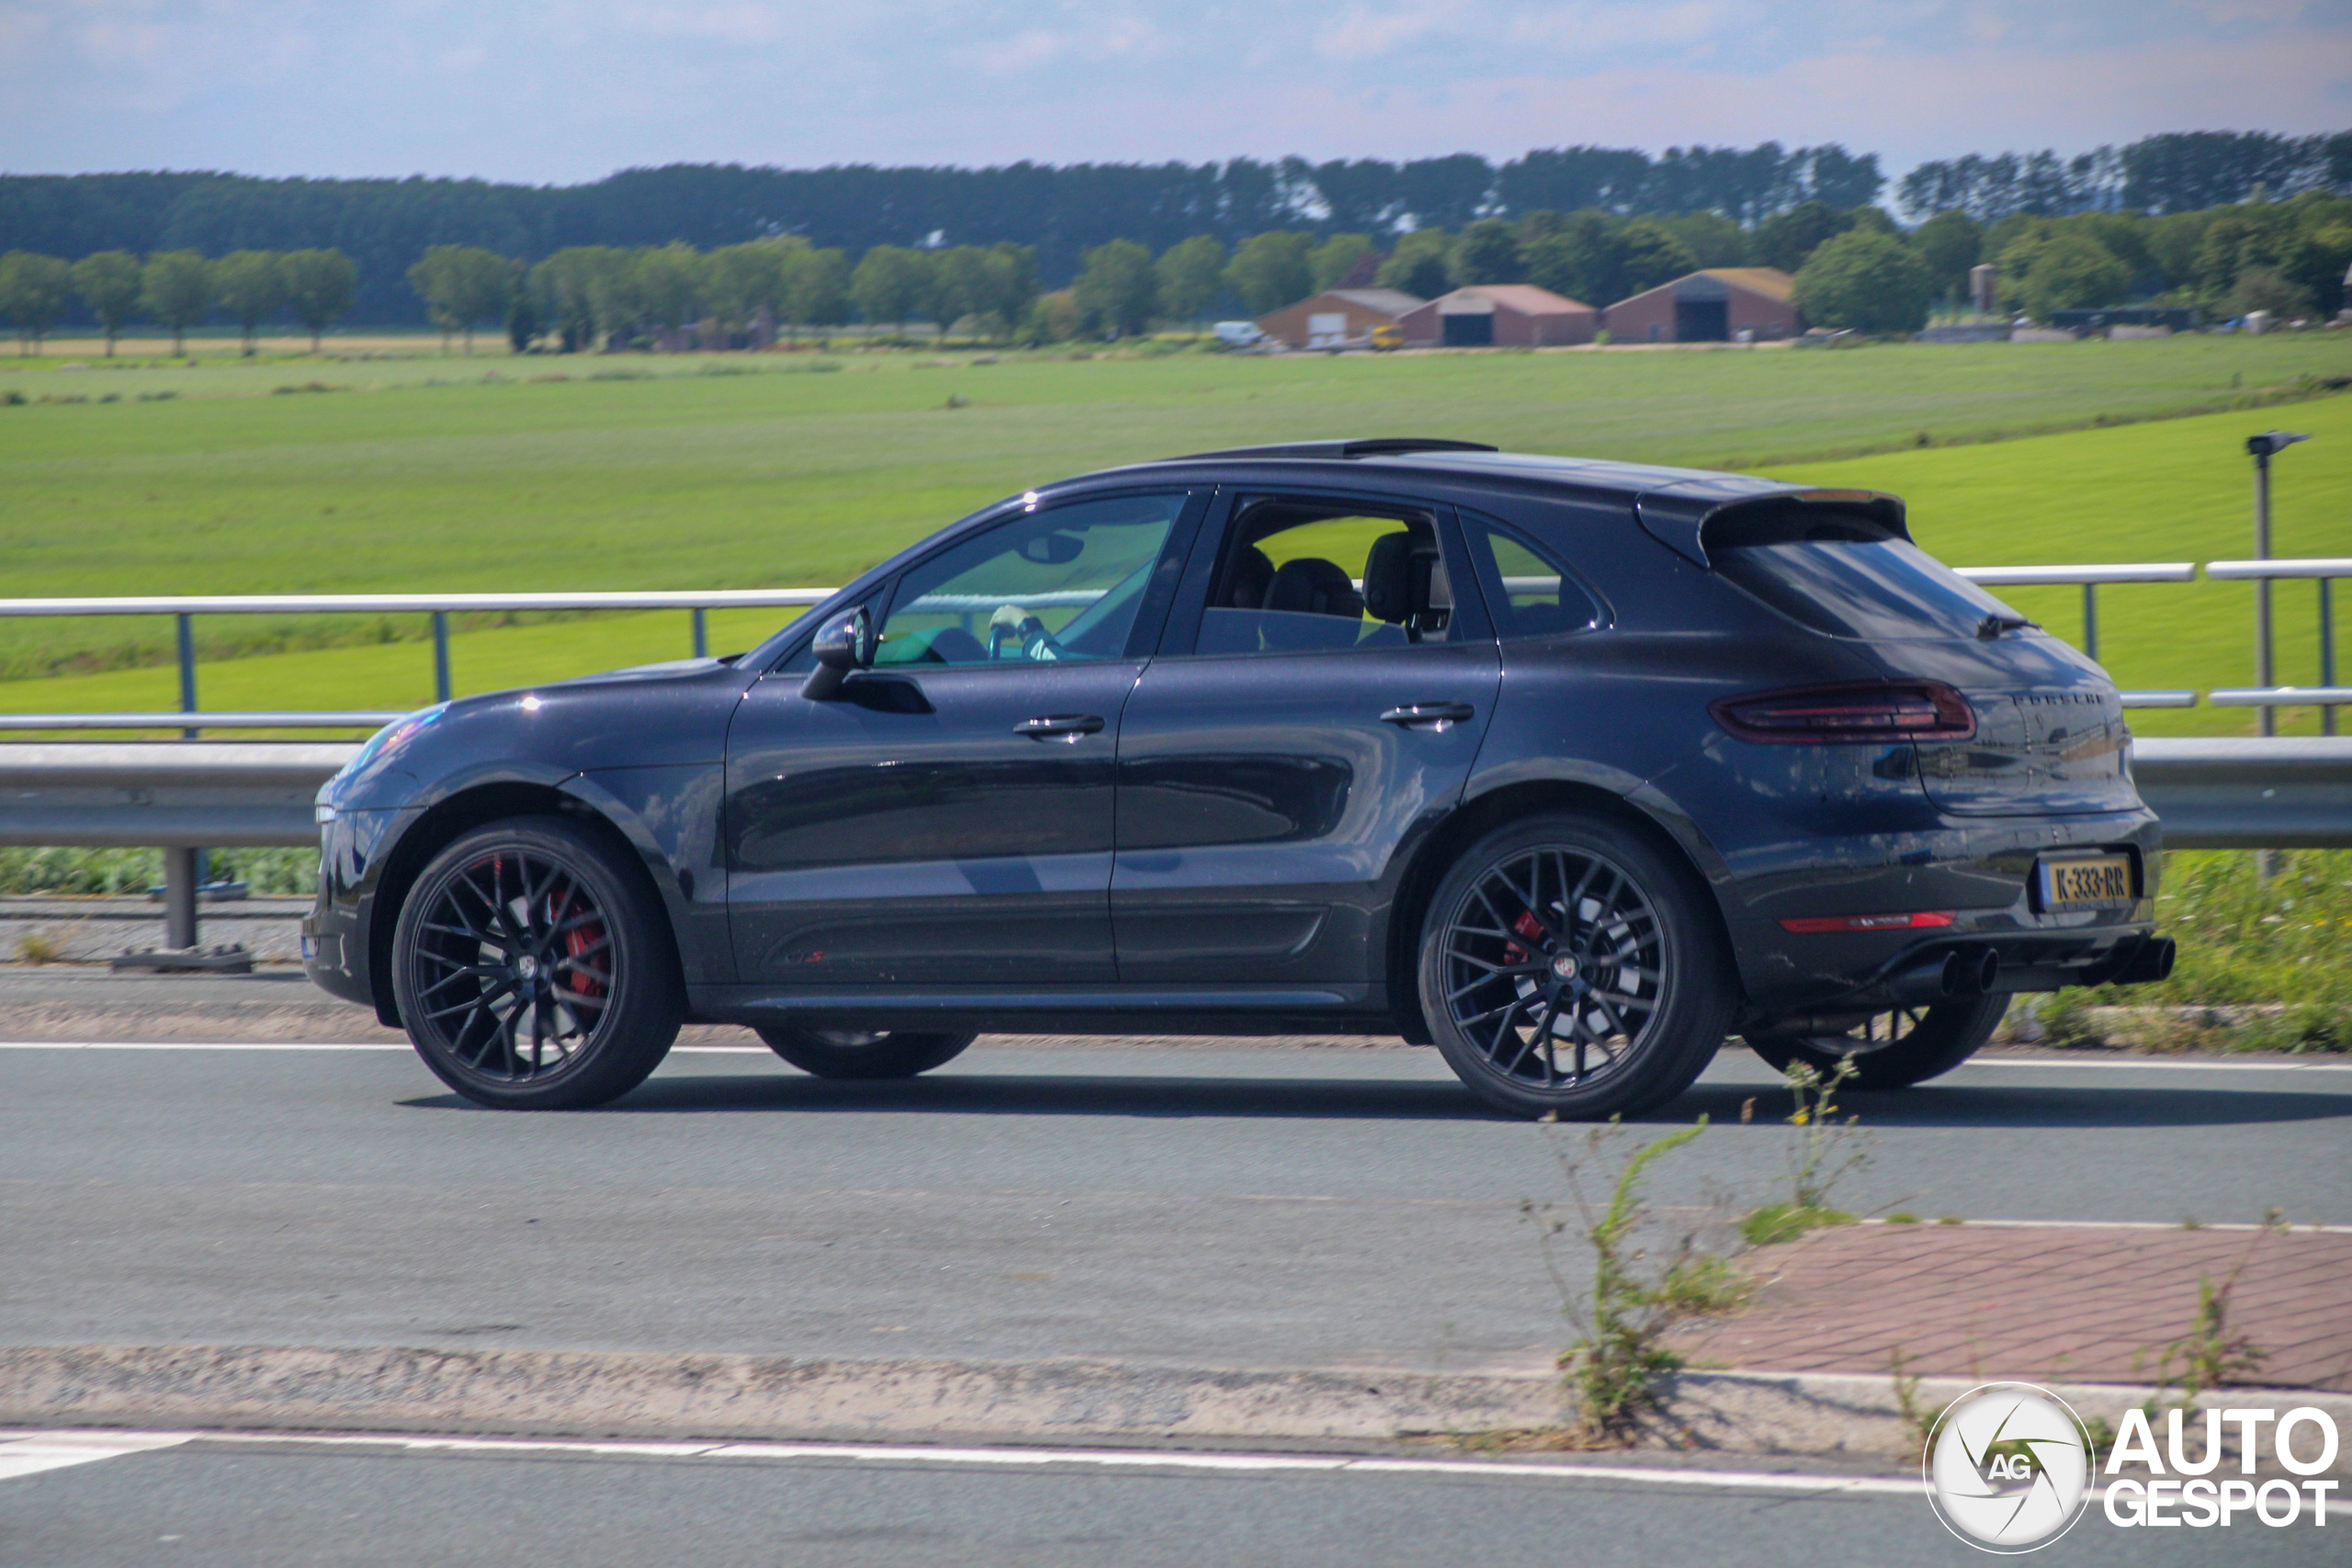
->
[1396,286,1599,347]
[1602,268,1799,344]
[1255,288,1425,348]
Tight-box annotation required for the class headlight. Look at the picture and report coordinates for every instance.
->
[334,702,449,784]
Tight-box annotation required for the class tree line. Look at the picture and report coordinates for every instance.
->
[0,246,356,355]
[1901,130,2352,220]
[5,130,2339,328]
[8,182,2346,354]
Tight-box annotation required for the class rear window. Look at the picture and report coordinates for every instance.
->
[1706,508,2023,640]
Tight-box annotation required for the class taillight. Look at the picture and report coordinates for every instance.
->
[1711,682,1975,743]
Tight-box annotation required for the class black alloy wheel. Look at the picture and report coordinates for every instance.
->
[1419,811,1734,1119]
[391,818,681,1109]
[1746,990,2007,1089]
[757,1024,978,1079]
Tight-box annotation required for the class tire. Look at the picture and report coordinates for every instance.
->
[1746,991,2007,1090]
[757,1025,978,1079]
[390,817,682,1110]
[1418,810,1737,1120]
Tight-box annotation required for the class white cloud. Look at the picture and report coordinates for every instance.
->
[1314,6,1459,62]
[960,12,1162,74]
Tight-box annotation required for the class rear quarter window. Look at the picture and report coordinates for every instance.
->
[1704,506,2023,640]
[1461,517,1602,639]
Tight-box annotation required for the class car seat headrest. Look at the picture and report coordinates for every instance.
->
[1362,533,1417,623]
[1226,546,1275,609]
[1265,557,1363,620]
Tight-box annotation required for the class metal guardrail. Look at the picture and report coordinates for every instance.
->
[0,590,831,730]
[2202,558,2348,734]
[0,558,2340,733]
[0,743,357,849]
[0,563,2260,731]
[2130,737,2352,850]
[1,738,2344,954]
[0,712,406,732]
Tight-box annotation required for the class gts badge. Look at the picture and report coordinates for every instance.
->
[777,949,827,965]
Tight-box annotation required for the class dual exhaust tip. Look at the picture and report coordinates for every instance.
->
[1882,934,2176,1004]
[1885,945,2002,1005]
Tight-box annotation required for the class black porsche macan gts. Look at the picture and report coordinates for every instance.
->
[305,439,2174,1116]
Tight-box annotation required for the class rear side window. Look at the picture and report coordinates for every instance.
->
[1705,507,2023,640]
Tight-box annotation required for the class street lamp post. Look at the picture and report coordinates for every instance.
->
[2245,431,2312,739]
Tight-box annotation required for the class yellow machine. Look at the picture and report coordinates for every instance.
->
[1370,323,1404,351]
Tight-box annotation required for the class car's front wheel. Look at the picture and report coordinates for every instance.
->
[757,1025,978,1079]
[390,817,682,1110]
[1418,811,1736,1119]
[1746,992,2007,1089]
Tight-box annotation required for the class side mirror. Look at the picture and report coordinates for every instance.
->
[800,606,875,700]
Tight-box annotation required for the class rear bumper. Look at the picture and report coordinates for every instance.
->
[1713,803,2165,1014]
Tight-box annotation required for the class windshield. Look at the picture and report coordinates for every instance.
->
[1707,510,2024,641]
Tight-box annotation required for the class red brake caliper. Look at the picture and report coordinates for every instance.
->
[1501,910,1547,966]
[554,890,605,1003]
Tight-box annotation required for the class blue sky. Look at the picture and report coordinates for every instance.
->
[3,1,2346,183]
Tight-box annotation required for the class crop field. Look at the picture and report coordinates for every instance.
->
[1,333,2347,734]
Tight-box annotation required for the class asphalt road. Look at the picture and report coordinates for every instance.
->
[5,1041,2348,1372]
[2,1434,2335,1568]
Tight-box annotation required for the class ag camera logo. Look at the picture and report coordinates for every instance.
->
[1923,1382,2095,1552]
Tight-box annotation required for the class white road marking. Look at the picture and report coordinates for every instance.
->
[0,1042,764,1052]
[3,1041,2346,1069]
[0,1431,189,1481]
[1958,1057,2352,1072]
[1860,1216,2352,1235]
[0,1428,1922,1495]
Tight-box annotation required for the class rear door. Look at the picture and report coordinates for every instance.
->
[1111,489,1501,986]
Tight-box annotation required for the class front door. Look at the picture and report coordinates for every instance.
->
[725,490,1196,987]
[1112,491,1501,987]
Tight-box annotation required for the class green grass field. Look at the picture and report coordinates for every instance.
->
[2,333,2347,733]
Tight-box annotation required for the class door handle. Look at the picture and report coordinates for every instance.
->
[1380,702,1476,730]
[1014,713,1106,741]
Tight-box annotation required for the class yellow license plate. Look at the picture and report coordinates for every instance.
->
[2039,853,2132,910]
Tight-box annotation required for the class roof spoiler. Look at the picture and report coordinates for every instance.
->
[1165,437,1500,462]
[1635,487,1910,568]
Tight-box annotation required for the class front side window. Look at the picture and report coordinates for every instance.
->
[1193,500,1458,656]
[874,492,1186,666]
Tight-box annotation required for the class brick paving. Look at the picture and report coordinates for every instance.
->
[1669,1223,2352,1392]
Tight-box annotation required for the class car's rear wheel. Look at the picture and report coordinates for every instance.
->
[1746,992,2007,1089]
[757,1025,978,1079]
[391,817,681,1110]
[1418,811,1736,1119]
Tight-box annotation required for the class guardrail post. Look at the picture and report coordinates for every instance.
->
[692,607,707,659]
[2254,457,2276,738]
[432,611,451,703]
[175,613,198,739]
[163,845,198,950]
[2324,579,2338,738]
[175,610,208,927]
[2081,583,2098,661]
[2246,431,2311,739]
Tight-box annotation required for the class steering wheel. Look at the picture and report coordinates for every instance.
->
[989,604,1063,660]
